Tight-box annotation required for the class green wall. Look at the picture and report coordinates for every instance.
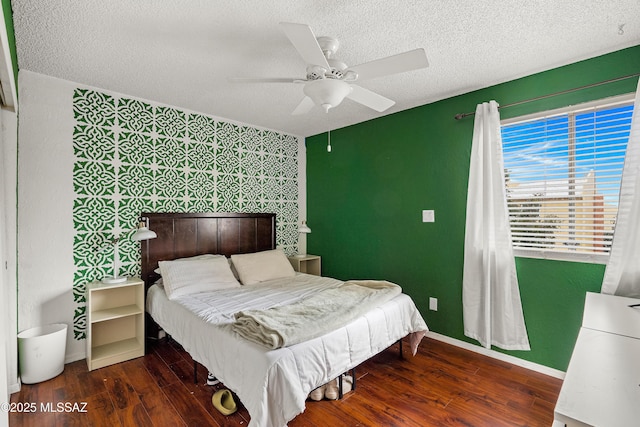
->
[306,45,640,371]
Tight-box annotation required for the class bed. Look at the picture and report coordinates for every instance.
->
[141,212,428,427]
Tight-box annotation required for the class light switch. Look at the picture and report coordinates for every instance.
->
[422,210,435,222]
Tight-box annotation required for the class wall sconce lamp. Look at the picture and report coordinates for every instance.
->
[101,216,157,284]
[294,221,312,258]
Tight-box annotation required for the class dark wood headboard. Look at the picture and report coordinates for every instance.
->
[140,212,276,292]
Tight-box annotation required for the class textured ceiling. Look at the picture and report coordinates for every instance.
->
[11,0,640,137]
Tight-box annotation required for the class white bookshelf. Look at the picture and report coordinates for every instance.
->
[86,278,144,371]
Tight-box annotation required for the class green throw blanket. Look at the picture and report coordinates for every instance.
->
[232,280,402,349]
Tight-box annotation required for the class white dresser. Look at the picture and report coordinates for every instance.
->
[554,292,640,426]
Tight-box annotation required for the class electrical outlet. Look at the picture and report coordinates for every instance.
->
[429,297,438,311]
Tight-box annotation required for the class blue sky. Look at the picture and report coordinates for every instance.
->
[501,103,633,206]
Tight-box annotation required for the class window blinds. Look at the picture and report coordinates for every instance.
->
[501,97,634,260]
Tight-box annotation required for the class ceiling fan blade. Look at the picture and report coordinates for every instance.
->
[291,96,315,115]
[280,22,330,69]
[228,77,302,83]
[347,85,396,112]
[347,48,428,81]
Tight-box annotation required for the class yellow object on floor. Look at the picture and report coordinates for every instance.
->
[212,389,237,415]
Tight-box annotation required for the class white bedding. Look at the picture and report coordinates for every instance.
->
[146,273,428,427]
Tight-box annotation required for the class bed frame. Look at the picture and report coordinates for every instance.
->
[140,211,397,401]
[140,212,276,344]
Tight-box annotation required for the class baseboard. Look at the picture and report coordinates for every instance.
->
[426,331,566,380]
[65,350,86,364]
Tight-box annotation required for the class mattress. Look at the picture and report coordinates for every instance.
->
[146,273,428,427]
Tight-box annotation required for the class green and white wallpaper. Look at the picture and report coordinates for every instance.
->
[71,88,301,339]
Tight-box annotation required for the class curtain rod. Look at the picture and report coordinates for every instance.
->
[453,72,640,120]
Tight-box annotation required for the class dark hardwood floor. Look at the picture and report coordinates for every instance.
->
[10,336,562,426]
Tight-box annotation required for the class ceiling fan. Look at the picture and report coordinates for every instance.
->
[230,22,429,115]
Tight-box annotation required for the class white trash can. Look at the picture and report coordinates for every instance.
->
[18,323,68,384]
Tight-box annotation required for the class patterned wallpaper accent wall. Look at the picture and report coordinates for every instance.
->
[71,88,300,339]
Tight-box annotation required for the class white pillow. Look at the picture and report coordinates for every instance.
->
[230,249,295,285]
[154,254,220,275]
[158,256,241,300]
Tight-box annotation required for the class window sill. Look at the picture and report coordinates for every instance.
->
[513,249,609,265]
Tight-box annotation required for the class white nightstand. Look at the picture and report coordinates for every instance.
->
[86,277,145,371]
[288,254,321,276]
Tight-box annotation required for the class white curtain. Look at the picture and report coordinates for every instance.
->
[601,79,640,298]
[463,101,530,350]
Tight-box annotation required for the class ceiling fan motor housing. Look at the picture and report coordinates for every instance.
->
[304,36,349,81]
[306,62,348,80]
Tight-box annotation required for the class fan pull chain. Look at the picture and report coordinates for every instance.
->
[327,130,332,152]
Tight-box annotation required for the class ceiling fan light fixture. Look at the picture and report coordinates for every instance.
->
[303,79,352,113]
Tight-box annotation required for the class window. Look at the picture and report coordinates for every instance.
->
[501,94,635,263]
